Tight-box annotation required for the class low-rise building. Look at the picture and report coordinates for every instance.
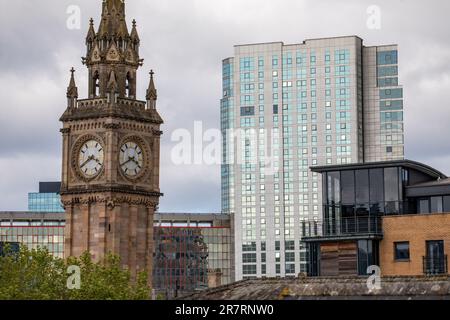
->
[303,160,450,277]
[0,210,234,298]
[0,212,65,258]
[153,213,234,299]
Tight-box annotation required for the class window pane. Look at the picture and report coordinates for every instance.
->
[394,242,410,260]
[430,196,443,213]
[355,170,369,204]
[369,168,384,203]
[384,167,399,202]
[326,172,341,205]
[444,196,450,213]
[357,240,368,276]
[419,199,429,214]
[341,170,355,205]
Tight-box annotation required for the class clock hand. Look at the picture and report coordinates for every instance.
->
[80,155,95,168]
[120,156,134,166]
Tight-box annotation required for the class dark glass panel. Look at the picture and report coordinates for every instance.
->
[341,205,355,234]
[358,240,378,276]
[357,240,368,276]
[418,198,430,214]
[384,167,399,202]
[444,196,450,213]
[369,168,384,204]
[326,171,341,205]
[430,196,443,213]
[425,240,445,274]
[356,204,369,232]
[394,242,410,260]
[341,170,355,205]
[323,205,340,235]
[355,170,369,204]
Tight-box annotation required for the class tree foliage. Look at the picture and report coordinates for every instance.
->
[0,245,151,300]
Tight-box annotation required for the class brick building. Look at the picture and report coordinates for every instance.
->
[303,159,450,277]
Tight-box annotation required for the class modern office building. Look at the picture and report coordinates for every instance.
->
[221,36,405,280]
[153,213,234,299]
[304,160,449,277]
[0,209,234,297]
[28,182,64,213]
[0,212,65,258]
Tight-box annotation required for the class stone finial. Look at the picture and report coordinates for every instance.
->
[146,70,157,101]
[66,67,78,99]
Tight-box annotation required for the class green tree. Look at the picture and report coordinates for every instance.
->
[0,245,151,300]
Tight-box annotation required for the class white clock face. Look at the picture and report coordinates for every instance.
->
[119,141,144,177]
[78,140,104,177]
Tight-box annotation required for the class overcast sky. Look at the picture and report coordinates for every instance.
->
[0,0,449,212]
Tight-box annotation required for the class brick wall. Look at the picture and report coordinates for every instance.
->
[380,213,450,276]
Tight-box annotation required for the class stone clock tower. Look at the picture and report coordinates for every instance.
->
[60,0,163,282]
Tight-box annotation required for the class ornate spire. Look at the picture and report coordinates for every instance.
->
[146,70,157,101]
[146,70,157,110]
[97,0,129,39]
[67,67,78,99]
[66,67,78,109]
[130,19,140,43]
[107,70,118,93]
[86,18,96,41]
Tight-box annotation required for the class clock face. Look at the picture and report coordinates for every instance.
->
[119,141,144,177]
[78,140,104,178]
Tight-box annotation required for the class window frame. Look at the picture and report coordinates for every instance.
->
[394,241,410,261]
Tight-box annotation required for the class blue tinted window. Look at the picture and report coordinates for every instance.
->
[381,111,403,122]
[380,100,403,111]
[380,88,403,99]
[378,77,398,87]
[377,50,398,65]
[378,66,398,77]
[240,106,255,116]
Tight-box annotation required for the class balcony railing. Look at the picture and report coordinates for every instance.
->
[423,255,448,275]
[300,215,383,238]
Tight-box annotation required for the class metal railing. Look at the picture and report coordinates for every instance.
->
[423,255,448,275]
[300,216,383,238]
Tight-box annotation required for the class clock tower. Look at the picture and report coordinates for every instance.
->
[60,0,163,282]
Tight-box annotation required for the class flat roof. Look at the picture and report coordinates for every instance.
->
[310,159,447,180]
[0,212,65,220]
[234,35,365,48]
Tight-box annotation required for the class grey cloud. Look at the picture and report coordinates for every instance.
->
[1,0,450,211]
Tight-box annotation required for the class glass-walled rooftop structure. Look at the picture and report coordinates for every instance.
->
[28,182,64,213]
[304,160,448,277]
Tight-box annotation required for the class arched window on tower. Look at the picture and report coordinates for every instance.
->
[93,71,100,97]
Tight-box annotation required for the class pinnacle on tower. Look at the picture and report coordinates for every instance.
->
[130,19,140,43]
[107,70,118,93]
[67,67,78,99]
[97,0,129,39]
[66,67,78,108]
[146,70,157,99]
[86,18,96,40]
[146,70,158,110]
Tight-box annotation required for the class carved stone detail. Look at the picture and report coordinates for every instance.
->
[103,123,122,130]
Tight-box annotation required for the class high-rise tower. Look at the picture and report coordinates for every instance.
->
[60,0,163,283]
[221,37,404,280]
